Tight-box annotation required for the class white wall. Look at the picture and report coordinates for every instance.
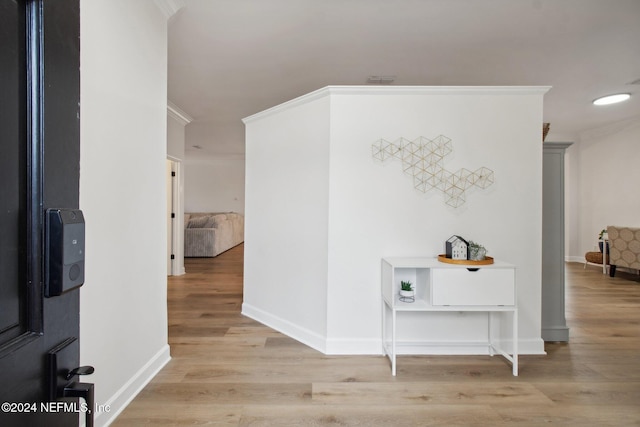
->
[167,109,190,276]
[183,118,246,214]
[243,94,331,350]
[184,153,246,214]
[567,116,640,260]
[168,113,186,160]
[244,86,547,355]
[79,1,170,425]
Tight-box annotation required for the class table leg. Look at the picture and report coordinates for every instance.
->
[392,309,397,376]
[603,239,608,275]
[512,309,518,376]
[488,311,494,356]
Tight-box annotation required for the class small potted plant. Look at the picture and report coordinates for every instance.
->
[399,280,415,303]
[468,241,487,261]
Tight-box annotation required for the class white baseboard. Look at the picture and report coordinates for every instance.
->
[390,341,500,355]
[386,337,545,355]
[322,337,544,355]
[96,344,171,427]
[566,256,585,263]
[242,303,327,353]
[242,303,547,356]
[325,337,383,355]
[515,337,546,354]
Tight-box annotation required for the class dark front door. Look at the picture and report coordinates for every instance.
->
[0,0,82,426]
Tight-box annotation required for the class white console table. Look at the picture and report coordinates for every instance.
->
[381,257,518,376]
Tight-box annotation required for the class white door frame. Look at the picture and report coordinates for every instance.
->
[167,156,185,276]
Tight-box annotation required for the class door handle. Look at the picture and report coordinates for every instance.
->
[66,365,95,380]
[47,339,95,426]
[63,382,94,427]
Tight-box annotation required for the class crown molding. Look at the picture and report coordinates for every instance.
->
[243,85,551,124]
[543,142,574,151]
[545,131,577,142]
[167,101,193,126]
[185,152,245,163]
[153,0,186,20]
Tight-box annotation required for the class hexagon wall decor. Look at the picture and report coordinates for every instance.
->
[372,135,494,207]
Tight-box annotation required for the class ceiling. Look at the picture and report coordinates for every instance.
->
[167,0,640,155]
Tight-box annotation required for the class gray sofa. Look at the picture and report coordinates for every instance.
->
[184,212,244,257]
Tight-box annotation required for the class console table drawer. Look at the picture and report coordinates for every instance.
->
[431,268,515,306]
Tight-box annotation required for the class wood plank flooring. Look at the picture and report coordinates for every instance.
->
[113,246,640,426]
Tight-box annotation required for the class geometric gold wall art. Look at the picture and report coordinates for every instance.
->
[371,135,494,208]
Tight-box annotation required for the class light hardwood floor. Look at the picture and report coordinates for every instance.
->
[114,245,640,426]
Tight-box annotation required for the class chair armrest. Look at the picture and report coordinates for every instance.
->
[184,228,217,257]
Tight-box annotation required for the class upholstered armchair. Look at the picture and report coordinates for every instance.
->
[607,226,640,277]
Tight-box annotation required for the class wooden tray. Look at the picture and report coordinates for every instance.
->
[437,255,494,265]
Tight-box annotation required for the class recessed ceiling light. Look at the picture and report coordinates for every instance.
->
[592,93,631,106]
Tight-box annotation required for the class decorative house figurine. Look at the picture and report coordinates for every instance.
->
[446,235,469,260]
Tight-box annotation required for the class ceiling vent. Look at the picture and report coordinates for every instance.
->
[367,75,396,85]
